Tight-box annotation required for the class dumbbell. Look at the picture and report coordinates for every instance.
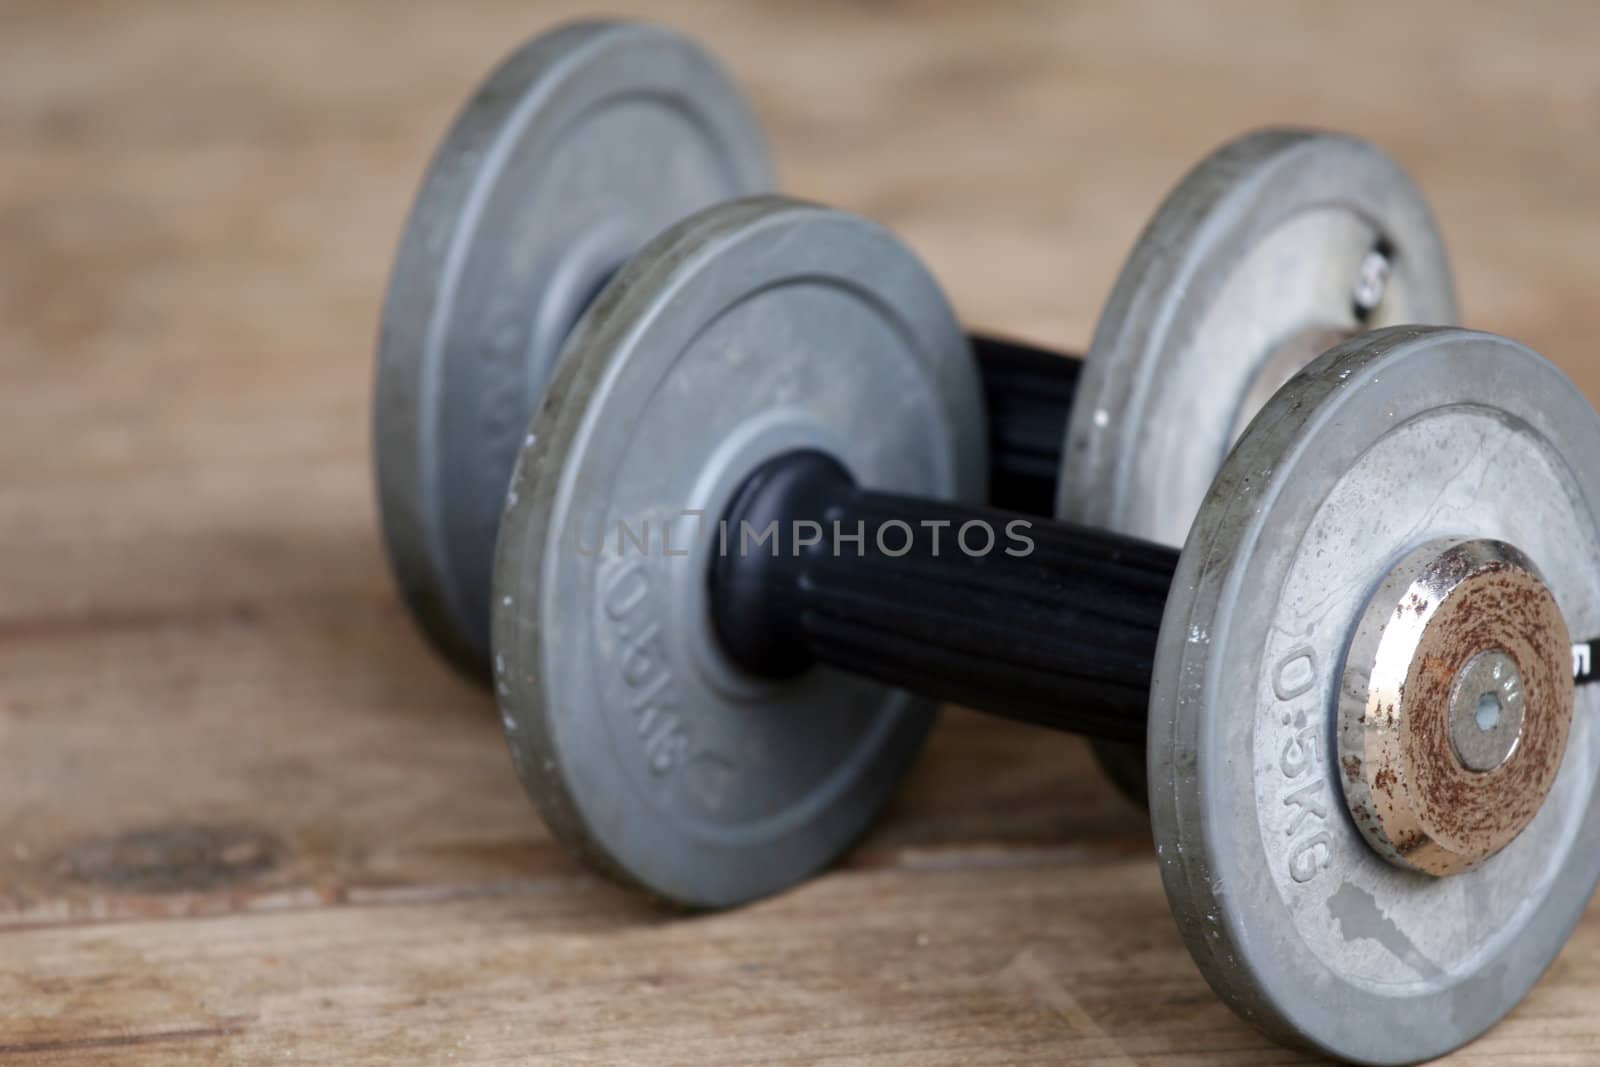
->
[373,19,1457,727]
[373,18,1596,1061]
[488,193,1600,1063]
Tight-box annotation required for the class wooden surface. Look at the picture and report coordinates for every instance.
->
[3,1,1600,1063]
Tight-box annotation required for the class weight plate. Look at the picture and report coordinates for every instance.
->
[1151,327,1600,1063]
[375,20,774,673]
[1058,129,1457,542]
[491,197,986,907]
[1058,128,1458,804]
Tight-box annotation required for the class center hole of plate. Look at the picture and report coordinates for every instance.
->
[1475,690,1502,732]
[1449,649,1525,773]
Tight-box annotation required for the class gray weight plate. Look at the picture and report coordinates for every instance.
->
[1058,129,1458,803]
[491,197,986,908]
[1151,327,1600,1064]
[375,20,774,673]
[1059,128,1457,542]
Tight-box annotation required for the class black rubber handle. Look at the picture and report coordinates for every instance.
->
[969,333,1079,517]
[709,451,1177,744]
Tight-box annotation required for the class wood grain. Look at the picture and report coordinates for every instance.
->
[3,1,1598,1062]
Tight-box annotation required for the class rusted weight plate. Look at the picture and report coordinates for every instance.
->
[1152,327,1600,1063]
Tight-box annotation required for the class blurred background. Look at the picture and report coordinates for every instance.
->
[5,1,1597,630]
[3,2,1598,1062]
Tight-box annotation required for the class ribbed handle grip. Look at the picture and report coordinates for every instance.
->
[710,451,1176,743]
[970,333,1079,517]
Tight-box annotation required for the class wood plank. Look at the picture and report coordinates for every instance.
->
[0,608,1143,927]
[5,865,1600,1065]
[2,0,1599,1062]
[0,865,1311,1067]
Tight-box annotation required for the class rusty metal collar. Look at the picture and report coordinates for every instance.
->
[1337,538,1573,876]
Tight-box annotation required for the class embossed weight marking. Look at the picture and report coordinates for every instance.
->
[492,198,1600,1066]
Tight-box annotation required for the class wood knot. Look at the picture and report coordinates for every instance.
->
[59,823,284,893]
